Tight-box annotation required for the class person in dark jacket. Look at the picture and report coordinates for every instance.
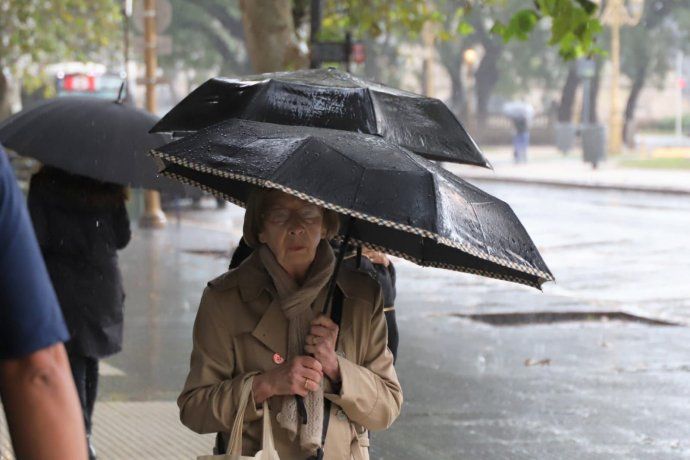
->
[230,236,399,361]
[346,247,398,362]
[28,166,131,460]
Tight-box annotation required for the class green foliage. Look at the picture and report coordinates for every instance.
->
[0,0,122,92]
[491,0,603,60]
[161,0,248,81]
[319,0,601,61]
[320,0,440,41]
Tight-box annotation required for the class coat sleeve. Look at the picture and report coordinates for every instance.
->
[324,288,403,431]
[177,286,263,434]
[113,202,131,250]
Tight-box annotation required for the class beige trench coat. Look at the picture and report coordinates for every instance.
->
[178,250,402,460]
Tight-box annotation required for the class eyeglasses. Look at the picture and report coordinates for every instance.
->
[262,205,323,226]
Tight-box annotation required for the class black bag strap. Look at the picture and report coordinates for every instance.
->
[311,285,344,460]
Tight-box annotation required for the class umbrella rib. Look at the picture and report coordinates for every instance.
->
[151,151,553,282]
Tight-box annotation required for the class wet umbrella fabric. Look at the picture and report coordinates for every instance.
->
[151,118,553,288]
[0,96,183,191]
[150,68,491,168]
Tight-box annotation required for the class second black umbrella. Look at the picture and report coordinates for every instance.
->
[150,68,490,168]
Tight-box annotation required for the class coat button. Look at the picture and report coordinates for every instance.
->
[336,409,348,421]
[272,353,284,364]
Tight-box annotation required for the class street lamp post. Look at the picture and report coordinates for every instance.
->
[139,0,166,228]
[600,0,644,155]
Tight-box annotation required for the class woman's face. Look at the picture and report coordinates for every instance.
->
[258,192,326,277]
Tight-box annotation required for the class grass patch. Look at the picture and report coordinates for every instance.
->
[621,157,690,170]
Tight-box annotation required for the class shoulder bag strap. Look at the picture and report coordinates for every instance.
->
[226,375,256,455]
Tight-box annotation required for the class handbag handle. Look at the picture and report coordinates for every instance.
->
[227,375,277,456]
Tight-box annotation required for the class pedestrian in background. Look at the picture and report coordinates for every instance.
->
[0,145,87,460]
[351,248,398,362]
[512,114,530,164]
[28,166,132,460]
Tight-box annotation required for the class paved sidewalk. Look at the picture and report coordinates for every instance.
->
[450,145,690,195]
[1,401,215,459]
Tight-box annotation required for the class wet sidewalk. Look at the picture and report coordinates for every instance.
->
[450,145,690,195]
[2,186,690,459]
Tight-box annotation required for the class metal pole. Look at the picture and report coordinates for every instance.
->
[677,50,684,138]
[608,17,623,154]
[140,0,167,228]
[310,0,322,69]
[345,32,352,73]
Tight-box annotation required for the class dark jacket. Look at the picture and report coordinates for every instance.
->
[28,167,131,358]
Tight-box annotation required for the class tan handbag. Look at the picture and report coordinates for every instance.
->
[197,376,280,460]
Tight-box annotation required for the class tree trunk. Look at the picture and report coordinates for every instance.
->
[558,63,580,123]
[623,62,648,146]
[588,58,603,124]
[438,41,467,120]
[474,44,501,125]
[0,71,12,122]
[238,0,308,73]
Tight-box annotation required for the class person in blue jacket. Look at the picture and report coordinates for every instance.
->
[0,144,87,460]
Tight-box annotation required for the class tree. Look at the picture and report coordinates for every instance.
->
[0,0,121,120]
[238,0,308,72]
[620,0,688,144]
[235,0,605,75]
[162,0,250,81]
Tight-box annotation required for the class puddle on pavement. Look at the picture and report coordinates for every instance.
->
[444,311,680,326]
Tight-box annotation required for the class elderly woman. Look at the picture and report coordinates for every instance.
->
[178,188,402,459]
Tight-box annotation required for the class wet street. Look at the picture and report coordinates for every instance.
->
[103,182,690,459]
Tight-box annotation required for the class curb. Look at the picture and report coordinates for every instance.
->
[459,174,690,196]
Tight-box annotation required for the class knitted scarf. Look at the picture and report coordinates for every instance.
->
[258,240,335,455]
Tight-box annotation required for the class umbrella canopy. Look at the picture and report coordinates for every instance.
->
[502,101,534,121]
[0,96,184,191]
[150,68,491,168]
[151,118,553,289]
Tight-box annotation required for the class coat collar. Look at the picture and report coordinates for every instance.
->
[235,247,360,357]
[234,245,364,303]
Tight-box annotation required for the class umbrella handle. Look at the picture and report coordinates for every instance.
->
[321,217,354,315]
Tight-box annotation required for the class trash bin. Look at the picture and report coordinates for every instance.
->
[581,123,606,168]
[555,122,577,154]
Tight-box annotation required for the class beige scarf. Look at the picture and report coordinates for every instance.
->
[258,240,335,455]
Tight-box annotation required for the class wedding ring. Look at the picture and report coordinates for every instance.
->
[304,377,311,389]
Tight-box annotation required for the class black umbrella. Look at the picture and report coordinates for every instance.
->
[151,118,553,289]
[150,68,491,168]
[0,96,183,191]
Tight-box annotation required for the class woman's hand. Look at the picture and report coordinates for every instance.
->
[305,314,341,383]
[252,356,323,403]
[362,248,390,267]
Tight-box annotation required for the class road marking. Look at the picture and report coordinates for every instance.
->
[100,361,126,377]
